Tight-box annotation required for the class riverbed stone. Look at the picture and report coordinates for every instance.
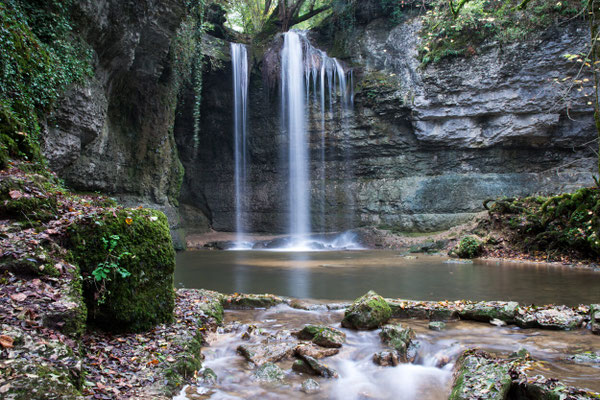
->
[373,350,400,367]
[224,293,287,309]
[458,301,519,323]
[591,304,600,335]
[237,342,295,365]
[253,362,285,383]
[295,344,340,359]
[449,350,512,400]
[379,324,415,362]
[295,354,338,378]
[567,352,600,364]
[428,321,446,331]
[294,325,346,348]
[342,291,392,330]
[515,306,584,330]
[300,378,320,394]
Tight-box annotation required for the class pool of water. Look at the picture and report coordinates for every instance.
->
[175,251,600,305]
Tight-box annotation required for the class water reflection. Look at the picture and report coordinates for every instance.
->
[175,251,600,305]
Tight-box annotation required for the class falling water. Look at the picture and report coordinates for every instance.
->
[231,43,249,248]
[281,32,310,243]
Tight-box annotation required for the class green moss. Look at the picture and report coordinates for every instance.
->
[296,325,346,348]
[0,175,59,223]
[68,208,176,332]
[342,290,392,330]
[449,350,512,400]
[453,236,483,259]
[379,324,415,357]
[254,362,285,383]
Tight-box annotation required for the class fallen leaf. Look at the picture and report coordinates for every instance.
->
[0,383,11,393]
[0,335,14,349]
[125,217,133,225]
[10,293,28,302]
[8,190,23,200]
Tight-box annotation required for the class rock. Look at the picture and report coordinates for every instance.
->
[253,362,286,383]
[224,293,287,309]
[373,351,399,367]
[295,354,338,378]
[237,342,295,365]
[68,208,176,332]
[591,304,600,335]
[567,352,600,364]
[300,378,320,394]
[342,291,392,330]
[379,324,415,362]
[199,367,218,385]
[515,306,584,330]
[452,236,483,259]
[449,350,512,400]
[428,321,446,331]
[295,344,340,359]
[294,325,346,348]
[490,318,507,327]
[459,301,519,324]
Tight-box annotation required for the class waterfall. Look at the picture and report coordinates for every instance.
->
[280,31,357,249]
[231,43,249,247]
[282,32,311,243]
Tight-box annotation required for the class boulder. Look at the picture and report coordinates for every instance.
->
[515,306,584,330]
[294,325,346,348]
[379,324,415,362]
[449,350,512,400]
[237,342,295,365]
[253,362,285,383]
[342,291,392,330]
[294,354,338,378]
[459,301,519,324]
[591,304,600,335]
[300,378,320,394]
[428,321,446,331]
[373,351,400,367]
[295,344,340,359]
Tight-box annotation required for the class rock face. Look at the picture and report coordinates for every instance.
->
[176,16,597,233]
[42,0,188,237]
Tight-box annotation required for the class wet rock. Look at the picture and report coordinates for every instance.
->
[379,324,415,362]
[591,304,600,335]
[490,318,507,327]
[510,374,600,399]
[224,293,287,309]
[295,354,338,378]
[385,299,459,321]
[342,291,392,330]
[449,350,512,400]
[295,344,340,359]
[237,342,295,366]
[428,321,446,331]
[567,352,600,364]
[294,325,346,348]
[300,378,320,394]
[459,301,519,324]
[515,306,584,330]
[199,367,218,385]
[373,351,399,367]
[253,362,286,383]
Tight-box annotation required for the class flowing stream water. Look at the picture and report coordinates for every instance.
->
[174,305,600,400]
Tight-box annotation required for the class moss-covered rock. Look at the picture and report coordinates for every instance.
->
[459,301,519,324]
[224,293,287,309]
[379,324,415,362]
[452,236,483,259]
[294,354,338,378]
[373,350,400,367]
[342,290,392,330]
[449,350,512,400]
[429,321,446,331]
[515,306,584,330]
[253,362,285,383]
[0,175,58,223]
[294,325,346,348]
[68,208,175,332]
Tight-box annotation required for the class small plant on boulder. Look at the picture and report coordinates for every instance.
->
[453,236,483,259]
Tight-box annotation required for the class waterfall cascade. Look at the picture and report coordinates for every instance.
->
[231,43,249,249]
[230,32,360,251]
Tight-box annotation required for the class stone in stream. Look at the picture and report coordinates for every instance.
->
[373,350,400,367]
[428,321,446,331]
[224,293,287,309]
[300,378,320,394]
[342,291,392,330]
[515,306,585,330]
[293,354,338,378]
[591,304,600,335]
[458,301,519,324]
[379,324,415,362]
[295,344,340,359]
[253,362,286,383]
[294,325,346,348]
[449,350,512,400]
[237,342,295,366]
[567,352,600,364]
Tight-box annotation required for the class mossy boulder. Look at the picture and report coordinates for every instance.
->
[224,293,286,309]
[294,325,346,348]
[379,324,415,362]
[453,236,483,259]
[294,354,338,378]
[68,208,175,332]
[449,350,512,400]
[459,301,519,324]
[429,321,446,331]
[253,362,285,383]
[0,175,58,223]
[342,290,392,330]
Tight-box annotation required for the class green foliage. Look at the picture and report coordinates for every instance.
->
[419,0,585,65]
[454,236,483,259]
[90,235,133,305]
[0,0,93,165]
[489,188,600,258]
